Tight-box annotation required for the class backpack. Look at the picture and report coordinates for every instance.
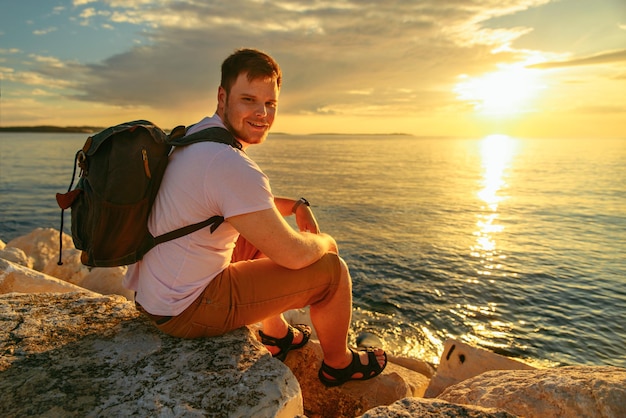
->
[55,120,240,267]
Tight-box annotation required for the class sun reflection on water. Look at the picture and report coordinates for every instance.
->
[471,134,518,271]
[462,135,519,349]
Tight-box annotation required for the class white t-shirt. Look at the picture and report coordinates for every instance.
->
[123,114,274,315]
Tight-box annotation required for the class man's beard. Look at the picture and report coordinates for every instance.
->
[222,109,266,146]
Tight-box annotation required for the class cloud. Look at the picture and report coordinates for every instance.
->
[573,104,626,114]
[80,8,97,19]
[4,0,590,122]
[528,49,626,69]
[3,70,72,90]
[32,88,54,96]
[33,27,58,35]
[30,54,67,68]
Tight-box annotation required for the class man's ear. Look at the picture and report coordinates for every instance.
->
[217,86,227,110]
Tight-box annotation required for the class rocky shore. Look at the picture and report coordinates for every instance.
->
[1,228,625,417]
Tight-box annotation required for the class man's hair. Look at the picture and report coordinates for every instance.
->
[220,48,282,93]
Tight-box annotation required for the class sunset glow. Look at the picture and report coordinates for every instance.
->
[455,66,545,117]
[0,1,624,138]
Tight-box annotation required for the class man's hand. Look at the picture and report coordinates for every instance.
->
[274,197,320,234]
[294,204,319,233]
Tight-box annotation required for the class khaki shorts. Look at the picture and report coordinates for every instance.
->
[152,237,343,338]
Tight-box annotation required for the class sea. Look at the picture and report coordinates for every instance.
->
[1,131,624,369]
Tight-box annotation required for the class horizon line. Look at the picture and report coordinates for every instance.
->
[0,125,416,137]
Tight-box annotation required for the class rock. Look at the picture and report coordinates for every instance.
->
[0,292,303,417]
[282,340,430,417]
[387,354,435,379]
[0,258,96,295]
[424,338,535,397]
[0,245,32,268]
[0,239,5,250]
[81,265,134,301]
[6,227,74,271]
[438,366,626,418]
[356,331,384,349]
[42,247,90,285]
[9,229,132,301]
[359,397,517,417]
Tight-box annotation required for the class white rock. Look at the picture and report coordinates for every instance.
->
[438,366,626,418]
[0,258,97,295]
[6,228,74,271]
[0,292,303,417]
[425,338,535,397]
[0,246,32,268]
[360,397,516,417]
[81,266,133,301]
[42,247,90,285]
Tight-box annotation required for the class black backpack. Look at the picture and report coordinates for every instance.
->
[56,120,240,267]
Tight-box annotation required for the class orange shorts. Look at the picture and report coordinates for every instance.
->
[153,236,343,338]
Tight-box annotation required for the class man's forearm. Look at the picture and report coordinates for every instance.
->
[274,197,299,216]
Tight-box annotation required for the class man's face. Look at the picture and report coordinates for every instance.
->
[217,72,279,148]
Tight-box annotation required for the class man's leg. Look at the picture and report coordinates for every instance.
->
[252,252,385,375]
[231,236,307,354]
[308,257,386,376]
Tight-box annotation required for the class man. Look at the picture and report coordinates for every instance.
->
[124,48,386,387]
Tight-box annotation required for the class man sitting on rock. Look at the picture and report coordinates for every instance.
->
[123,48,387,387]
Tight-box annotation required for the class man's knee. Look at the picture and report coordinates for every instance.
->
[320,252,351,287]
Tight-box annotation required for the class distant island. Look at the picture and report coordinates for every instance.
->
[0,126,103,133]
[305,132,412,136]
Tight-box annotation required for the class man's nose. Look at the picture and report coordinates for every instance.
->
[255,103,268,116]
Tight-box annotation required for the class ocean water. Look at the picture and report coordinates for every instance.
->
[1,132,625,368]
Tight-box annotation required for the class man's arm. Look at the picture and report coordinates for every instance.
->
[226,207,336,270]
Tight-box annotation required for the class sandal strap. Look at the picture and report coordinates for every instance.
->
[356,349,382,375]
[319,349,360,381]
[259,324,311,361]
[319,347,387,387]
[289,324,312,350]
[259,325,294,348]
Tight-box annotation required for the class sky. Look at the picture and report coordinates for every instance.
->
[0,0,624,138]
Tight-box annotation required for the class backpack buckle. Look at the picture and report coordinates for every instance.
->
[77,150,88,175]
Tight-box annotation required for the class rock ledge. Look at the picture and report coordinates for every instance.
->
[0,292,302,418]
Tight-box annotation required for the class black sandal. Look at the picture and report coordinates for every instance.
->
[318,347,387,387]
[258,324,312,362]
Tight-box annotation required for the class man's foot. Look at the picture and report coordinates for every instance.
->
[259,324,311,362]
[318,347,387,387]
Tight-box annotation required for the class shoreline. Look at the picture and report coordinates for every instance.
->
[0,126,103,134]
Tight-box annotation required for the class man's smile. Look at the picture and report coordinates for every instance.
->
[248,121,268,129]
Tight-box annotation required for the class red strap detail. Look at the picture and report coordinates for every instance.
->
[56,189,82,209]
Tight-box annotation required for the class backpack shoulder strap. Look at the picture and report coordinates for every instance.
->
[151,126,237,247]
[168,126,241,150]
[153,215,225,245]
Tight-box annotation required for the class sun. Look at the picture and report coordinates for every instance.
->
[455,65,544,117]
